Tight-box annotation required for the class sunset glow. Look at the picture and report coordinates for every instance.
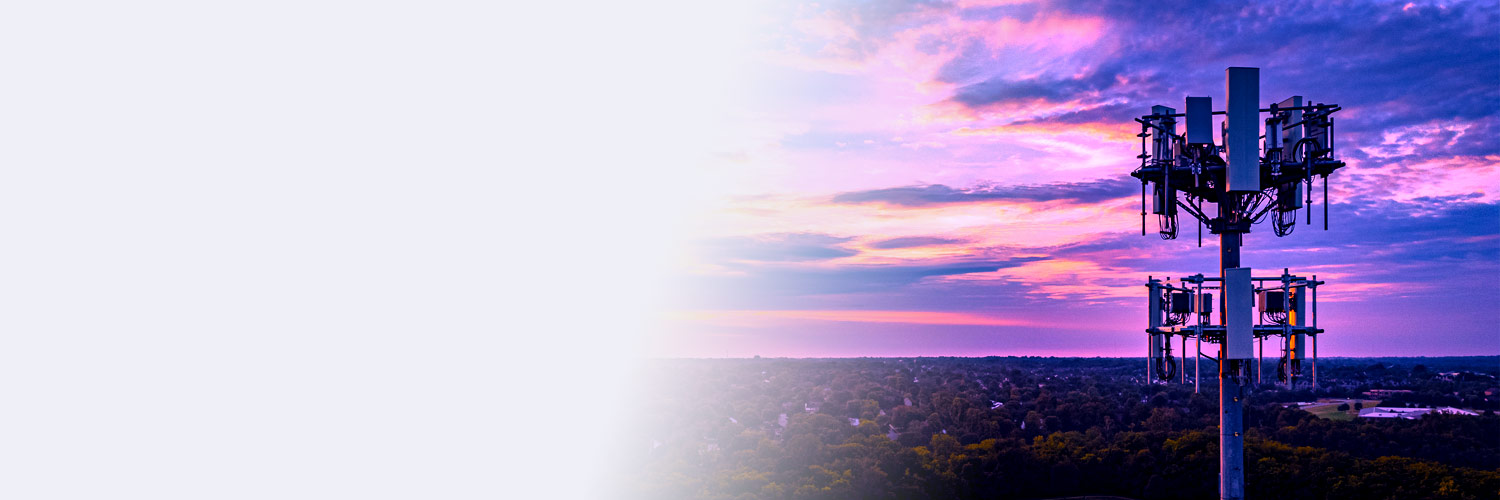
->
[662,0,1500,358]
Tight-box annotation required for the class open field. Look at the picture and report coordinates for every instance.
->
[1303,399,1381,421]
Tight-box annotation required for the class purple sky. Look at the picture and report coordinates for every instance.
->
[653,0,1499,358]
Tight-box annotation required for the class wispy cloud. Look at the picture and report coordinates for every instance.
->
[831,178,1136,206]
[699,233,857,262]
[867,236,969,249]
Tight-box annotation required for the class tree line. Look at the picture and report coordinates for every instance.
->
[619,357,1500,499]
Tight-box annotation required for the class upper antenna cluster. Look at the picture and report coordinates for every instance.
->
[1130,70,1345,243]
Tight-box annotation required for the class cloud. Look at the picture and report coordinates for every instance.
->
[946,63,1130,108]
[674,256,1048,310]
[1070,0,1495,148]
[867,236,969,249]
[831,177,1136,206]
[999,103,1141,128]
[700,232,857,262]
[912,0,1499,161]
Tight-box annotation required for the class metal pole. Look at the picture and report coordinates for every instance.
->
[1282,334,1289,388]
[1220,196,1246,500]
[1306,155,1314,225]
[1283,269,1292,387]
[1216,66,1260,500]
[1197,281,1202,393]
[1312,275,1318,388]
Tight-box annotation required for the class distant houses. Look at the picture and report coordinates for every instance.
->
[1363,389,1414,398]
[1358,407,1428,419]
[1358,406,1480,419]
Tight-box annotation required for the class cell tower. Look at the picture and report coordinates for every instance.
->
[1129,67,1345,500]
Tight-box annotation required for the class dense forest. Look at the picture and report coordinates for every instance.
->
[618,357,1500,499]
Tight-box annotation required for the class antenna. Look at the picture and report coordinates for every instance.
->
[1128,67,1345,500]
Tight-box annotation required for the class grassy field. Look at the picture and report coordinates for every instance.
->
[1303,399,1380,421]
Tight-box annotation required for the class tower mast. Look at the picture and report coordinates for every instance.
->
[1131,67,1344,500]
